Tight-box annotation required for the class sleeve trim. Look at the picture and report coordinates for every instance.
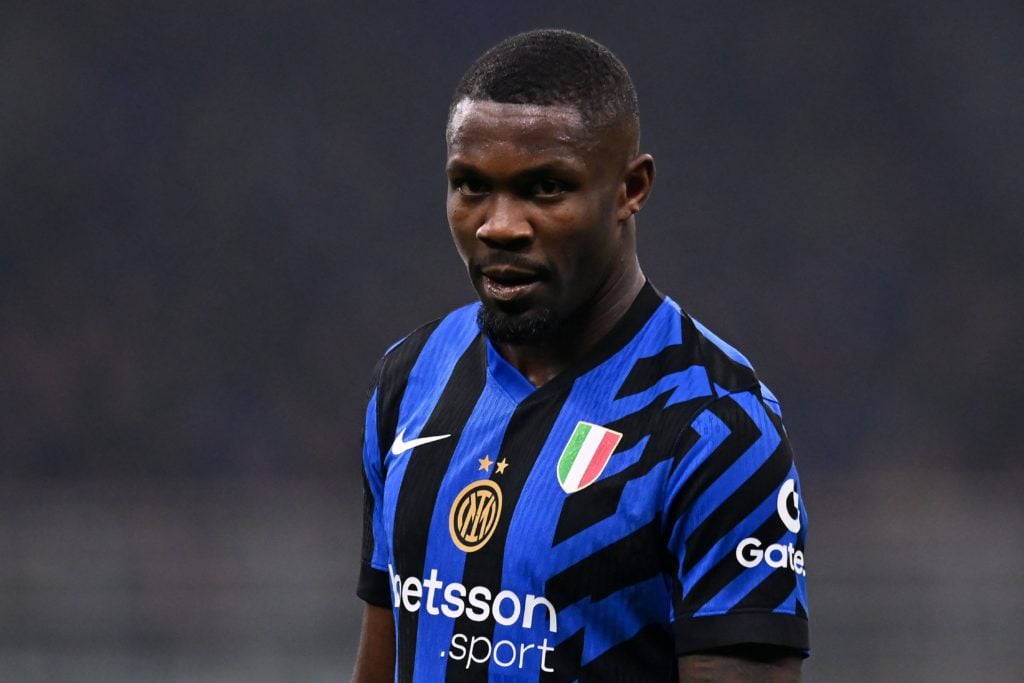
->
[357,564,393,608]
[674,612,809,656]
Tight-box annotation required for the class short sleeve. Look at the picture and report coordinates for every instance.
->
[662,389,809,655]
[356,385,393,608]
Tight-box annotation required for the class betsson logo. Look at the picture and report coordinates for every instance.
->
[735,479,807,576]
[389,565,558,672]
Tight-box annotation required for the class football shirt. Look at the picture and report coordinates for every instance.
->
[359,283,809,681]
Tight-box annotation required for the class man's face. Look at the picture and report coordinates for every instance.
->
[446,99,633,345]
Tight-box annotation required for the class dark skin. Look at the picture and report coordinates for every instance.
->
[352,605,393,683]
[446,100,647,387]
[352,98,801,682]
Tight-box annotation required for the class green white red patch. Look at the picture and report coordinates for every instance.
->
[556,422,623,493]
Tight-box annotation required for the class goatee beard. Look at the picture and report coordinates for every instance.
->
[477,305,557,346]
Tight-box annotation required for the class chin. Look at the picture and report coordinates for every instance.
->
[477,304,557,346]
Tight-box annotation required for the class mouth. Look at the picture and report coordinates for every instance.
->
[478,264,546,304]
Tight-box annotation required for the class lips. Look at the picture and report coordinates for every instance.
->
[482,265,540,285]
[478,263,546,304]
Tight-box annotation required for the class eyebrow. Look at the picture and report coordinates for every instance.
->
[445,159,583,177]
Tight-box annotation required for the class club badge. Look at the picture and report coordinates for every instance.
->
[449,479,502,552]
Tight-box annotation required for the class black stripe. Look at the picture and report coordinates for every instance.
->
[732,565,797,613]
[552,309,709,547]
[357,467,391,606]
[614,342,695,399]
[444,393,572,682]
[674,612,809,654]
[577,623,676,682]
[443,284,666,680]
[539,627,584,683]
[516,282,664,410]
[359,468,377,577]
[682,511,787,615]
[684,313,759,395]
[391,335,486,683]
[546,519,663,609]
[664,396,763,564]
[683,434,794,574]
[374,320,442,473]
[358,325,440,608]
[666,425,701,624]
[552,391,708,546]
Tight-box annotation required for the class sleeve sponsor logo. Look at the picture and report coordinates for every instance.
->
[777,478,801,533]
[734,478,807,576]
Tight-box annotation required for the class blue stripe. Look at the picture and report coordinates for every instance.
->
[691,463,807,617]
[495,300,683,561]
[664,409,731,555]
[482,302,693,675]
[543,460,671,574]
[380,306,480,591]
[485,336,537,403]
[580,575,667,665]
[690,314,754,369]
[695,526,793,616]
[363,388,390,570]
[535,574,666,666]
[679,489,778,596]
[595,435,648,481]
[759,381,783,417]
[413,372,521,673]
[775,586,798,615]
[394,304,480,443]
[492,458,674,678]
[683,394,781,541]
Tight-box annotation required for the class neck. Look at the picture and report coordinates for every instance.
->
[494,262,646,388]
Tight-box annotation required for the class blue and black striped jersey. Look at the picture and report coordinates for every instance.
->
[359,283,809,682]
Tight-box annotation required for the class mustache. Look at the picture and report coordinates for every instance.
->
[473,254,552,279]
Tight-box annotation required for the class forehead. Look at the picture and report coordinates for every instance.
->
[446,99,596,161]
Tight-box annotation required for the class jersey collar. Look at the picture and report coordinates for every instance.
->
[481,281,665,405]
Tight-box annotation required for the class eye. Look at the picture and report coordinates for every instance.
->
[452,178,489,196]
[530,179,568,198]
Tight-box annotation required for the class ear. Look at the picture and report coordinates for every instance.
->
[617,154,655,221]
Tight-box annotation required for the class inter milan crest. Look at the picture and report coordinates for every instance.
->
[449,479,502,552]
[556,422,623,493]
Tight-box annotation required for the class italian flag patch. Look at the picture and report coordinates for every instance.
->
[556,422,623,493]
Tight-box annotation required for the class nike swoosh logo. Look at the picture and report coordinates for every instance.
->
[391,429,451,455]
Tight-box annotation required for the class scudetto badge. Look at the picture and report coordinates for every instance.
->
[556,422,623,493]
[449,479,502,552]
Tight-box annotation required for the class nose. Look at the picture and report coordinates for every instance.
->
[476,194,533,250]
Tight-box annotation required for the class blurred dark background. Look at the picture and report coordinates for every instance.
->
[2,1,1021,680]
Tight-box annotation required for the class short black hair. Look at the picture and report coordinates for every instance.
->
[449,29,639,142]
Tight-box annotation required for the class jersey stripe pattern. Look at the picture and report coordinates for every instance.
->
[358,283,809,682]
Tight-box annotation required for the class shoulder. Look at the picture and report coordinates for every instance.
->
[363,303,482,462]
[663,295,782,411]
[371,302,480,392]
[621,293,786,451]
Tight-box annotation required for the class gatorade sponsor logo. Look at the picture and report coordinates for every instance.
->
[389,565,557,672]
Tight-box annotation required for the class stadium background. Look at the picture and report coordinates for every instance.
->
[2,1,1021,681]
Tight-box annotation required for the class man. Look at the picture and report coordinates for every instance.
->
[353,29,808,682]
